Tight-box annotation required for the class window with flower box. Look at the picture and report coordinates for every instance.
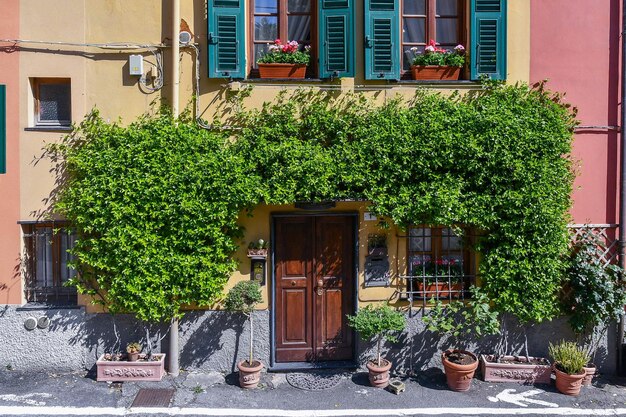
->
[23,223,77,306]
[403,226,476,303]
[207,0,505,80]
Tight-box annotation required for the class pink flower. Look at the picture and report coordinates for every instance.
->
[425,45,435,53]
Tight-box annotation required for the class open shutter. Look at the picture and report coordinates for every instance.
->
[0,85,5,174]
[208,0,245,79]
[470,0,506,80]
[364,0,400,80]
[318,0,354,78]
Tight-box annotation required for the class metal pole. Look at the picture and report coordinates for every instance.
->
[617,0,626,376]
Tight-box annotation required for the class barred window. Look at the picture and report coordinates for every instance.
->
[405,226,475,302]
[23,224,77,305]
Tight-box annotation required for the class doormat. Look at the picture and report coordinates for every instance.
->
[131,388,175,408]
[286,371,348,391]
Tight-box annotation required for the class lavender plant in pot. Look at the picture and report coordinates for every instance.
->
[225,280,264,389]
[549,341,590,396]
[347,305,405,388]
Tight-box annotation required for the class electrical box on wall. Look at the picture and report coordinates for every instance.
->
[129,55,144,76]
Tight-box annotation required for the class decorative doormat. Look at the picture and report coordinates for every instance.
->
[286,371,348,391]
[131,388,175,408]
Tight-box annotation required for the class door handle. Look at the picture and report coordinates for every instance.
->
[316,279,324,296]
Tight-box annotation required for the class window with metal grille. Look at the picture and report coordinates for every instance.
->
[23,224,77,305]
[401,226,475,304]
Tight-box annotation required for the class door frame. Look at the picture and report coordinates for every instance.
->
[269,211,360,370]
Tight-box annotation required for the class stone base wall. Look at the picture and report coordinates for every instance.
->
[0,306,617,375]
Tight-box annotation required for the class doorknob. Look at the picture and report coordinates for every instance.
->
[316,279,323,296]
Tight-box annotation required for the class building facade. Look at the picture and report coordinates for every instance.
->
[0,0,622,374]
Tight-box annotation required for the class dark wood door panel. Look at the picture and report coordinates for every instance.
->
[275,215,354,363]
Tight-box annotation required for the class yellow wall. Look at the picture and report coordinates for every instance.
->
[17,0,529,308]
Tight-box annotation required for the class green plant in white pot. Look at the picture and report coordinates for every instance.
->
[347,304,405,388]
[225,280,264,389]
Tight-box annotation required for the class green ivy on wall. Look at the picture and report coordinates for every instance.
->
[52,81,576,324]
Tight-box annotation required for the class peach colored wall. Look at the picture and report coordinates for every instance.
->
[530,0,622,224]
[0,0,22,304]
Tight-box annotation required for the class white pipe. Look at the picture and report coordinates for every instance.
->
[172,0,180,118]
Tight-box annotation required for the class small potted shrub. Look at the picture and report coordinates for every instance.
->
[257,39,311,79]
[347,304,405,388]
[563,229,626,385]
[410,39,465,80]
[423,287,499,391]
[225,280,264,389]
[549,341,590,396]
[126,342,142,362]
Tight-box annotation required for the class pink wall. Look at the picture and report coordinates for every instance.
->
[531,0,622,225]
[0,0,21,304]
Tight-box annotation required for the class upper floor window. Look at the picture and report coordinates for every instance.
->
[250,0,316,74]
[32,78,71,128]
[207,0,506,81]
[401,0,464,71]
[23,223,77,306]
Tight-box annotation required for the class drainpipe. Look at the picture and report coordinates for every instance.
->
[618,0,626,376]
[168,0,181,378]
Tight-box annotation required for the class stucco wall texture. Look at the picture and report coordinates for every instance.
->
[0,307,616,375]
[530,0,622,225]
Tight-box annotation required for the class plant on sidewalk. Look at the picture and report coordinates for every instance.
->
[549,340,589,395]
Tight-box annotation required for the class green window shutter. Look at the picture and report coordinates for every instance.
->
[0,85,5,174]
[318,0,354,78]
[364,0,400,80]
[470,0,507,80]
[208,0,245,79]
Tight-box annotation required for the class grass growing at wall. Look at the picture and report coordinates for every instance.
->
[52,81,576,324]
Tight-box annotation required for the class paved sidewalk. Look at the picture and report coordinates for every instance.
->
[1,368,626,416]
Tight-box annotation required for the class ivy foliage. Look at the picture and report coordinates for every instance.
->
[53,81,575,325]
[52,110,259,322]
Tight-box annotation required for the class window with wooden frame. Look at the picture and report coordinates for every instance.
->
[249,0,317,76]
[23,223,77,306]
[32,78,71,128]
[405,226,475,301]
[401,0,465,72]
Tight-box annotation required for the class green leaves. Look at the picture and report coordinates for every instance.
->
[347,304,406,343]
[224,281,263,316]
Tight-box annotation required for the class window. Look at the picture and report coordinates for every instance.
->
[401,0,464,71]
[404,226,475,302]
[250,0,316,74]
[23,224,77,305]
[207,0,505,80]
[32,78,71,128]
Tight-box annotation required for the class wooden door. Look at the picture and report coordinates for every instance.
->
[274,215,354,363]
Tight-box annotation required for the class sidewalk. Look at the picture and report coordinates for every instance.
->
[1,367,626,417]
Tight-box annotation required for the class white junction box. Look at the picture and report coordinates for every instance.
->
[129,54,144,76]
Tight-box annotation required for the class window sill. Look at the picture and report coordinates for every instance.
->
[17,303,81,311]
[395,79,479,86]
[25,126,73,132]
[240,78,325,83]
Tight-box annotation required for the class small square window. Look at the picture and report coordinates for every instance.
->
[32,78,71,127]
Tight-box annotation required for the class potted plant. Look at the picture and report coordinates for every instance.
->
[347,304,405,388]
[563,229,626,385]
[126,342,142,361]
[423,287,499,391]
[96,351,166,382]
[549,341,590,396]
[410,40,465,81]
[247,238,269,258]
[257,39,311,79]
[225,280,264,389]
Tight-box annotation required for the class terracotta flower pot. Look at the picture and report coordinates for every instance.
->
[366,359,392,388]
[237,359,264,389]
[553,364,585,395]
[127,352,140,362]
[582,363,596,386]
[417,281,463,298]
[411,65,461,81]
[442,349,478,392]
[258,63,306,79]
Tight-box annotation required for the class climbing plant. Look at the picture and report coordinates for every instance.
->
[52,80,576,325]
